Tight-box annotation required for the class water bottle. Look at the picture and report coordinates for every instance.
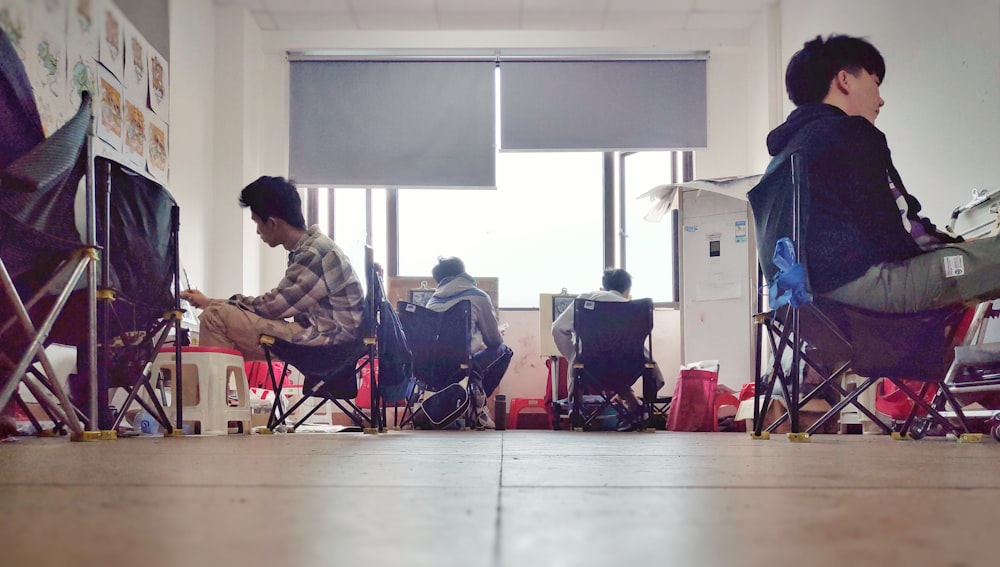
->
[494,394,507,431]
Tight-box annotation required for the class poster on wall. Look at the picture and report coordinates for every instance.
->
[66,0,99,114]
[66,39,97,111]
[0,0,34,66]
[123,97,145,168]
[96,65,122,149]
[67,0,99,55]
[146,110,167,182]
[99,0,123,80]
[147,43,167,119]
[123,22,146,101]
[32,0,70,135]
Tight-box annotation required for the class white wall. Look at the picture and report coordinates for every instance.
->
[747,2,783,173]
[780,0,1000,229]
[168,0,216,290]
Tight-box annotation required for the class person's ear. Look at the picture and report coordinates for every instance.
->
[834,69,851,94]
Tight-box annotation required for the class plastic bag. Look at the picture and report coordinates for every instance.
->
[666,360,720,432]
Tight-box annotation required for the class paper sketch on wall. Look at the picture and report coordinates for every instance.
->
[96,66,122,150]
[124,97,146,168]
[0,0,32,64]
[67,46,97,111]
[66,0,99,115]
[124,24,146,100]
[99,0,123,79]
[32,0,70,136]
[68,0,99,59]
[146,111,167,182]
[147,44,168,119]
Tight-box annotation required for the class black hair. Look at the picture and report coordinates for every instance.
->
[601,268,632,295]
[238,176,306,230]
[432,256,466,283]
[785,34,885,106]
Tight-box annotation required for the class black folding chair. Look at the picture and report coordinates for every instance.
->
[747,152,977,442]
[567,297,656,431]
[395,300,479,429]
[258,335,372,431]
[258,247,386,434]
[1,28,184,440]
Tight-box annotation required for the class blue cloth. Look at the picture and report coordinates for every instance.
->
[769,237,812,309]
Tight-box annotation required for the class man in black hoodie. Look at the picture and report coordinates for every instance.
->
[751,34,1000,313]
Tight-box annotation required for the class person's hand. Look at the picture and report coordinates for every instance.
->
[180,289,211,310]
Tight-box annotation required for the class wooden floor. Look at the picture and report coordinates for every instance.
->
[1,430,997,567]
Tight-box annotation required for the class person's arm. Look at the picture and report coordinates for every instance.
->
[235,249,326,320]
[551,303,575,360]
[900,191,964,245]
[475,295,504,349]
[180,289,218,309]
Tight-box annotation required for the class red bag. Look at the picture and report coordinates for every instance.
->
[666,364,720,432]
[875,378,937,420]
[245,361,288,390]
[356,360,377,409]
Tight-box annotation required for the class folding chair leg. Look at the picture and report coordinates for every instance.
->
[0,257,88,437]
[13,394,45,436]
[889,378,976,441]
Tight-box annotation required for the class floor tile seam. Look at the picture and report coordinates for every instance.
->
[496,485,1000,491]
[0,482,507,489]
[491,435,504,567]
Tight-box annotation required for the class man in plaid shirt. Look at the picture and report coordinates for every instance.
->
[181,176,366,361]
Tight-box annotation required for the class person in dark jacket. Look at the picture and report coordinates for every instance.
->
[751,34,1000,313]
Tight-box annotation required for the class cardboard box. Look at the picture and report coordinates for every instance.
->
[737,397,838,434]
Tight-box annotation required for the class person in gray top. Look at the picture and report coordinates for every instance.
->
[426,257,513,429]
[552,268,664,430]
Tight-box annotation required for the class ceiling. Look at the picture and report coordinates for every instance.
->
[215,0,774,33]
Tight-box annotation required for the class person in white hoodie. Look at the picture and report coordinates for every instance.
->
[426,257,513,429]
[551,268,664,430]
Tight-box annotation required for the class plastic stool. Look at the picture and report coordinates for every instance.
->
[153,346,252,435]
[508,397,552,430]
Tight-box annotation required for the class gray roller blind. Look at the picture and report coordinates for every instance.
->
[289,60,496,188]
[500,59,707,151]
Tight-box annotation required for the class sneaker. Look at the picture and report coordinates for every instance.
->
[476,409,496,430]
[615,417,640,432]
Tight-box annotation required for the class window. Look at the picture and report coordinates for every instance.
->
[304,187,387,292]
[296,59,696,308]
[619,152,679,304]
[397,152,604,308]
[300,151,686,308]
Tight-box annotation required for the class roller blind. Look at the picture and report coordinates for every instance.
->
[289,60,496,188]
[500,59,707,151]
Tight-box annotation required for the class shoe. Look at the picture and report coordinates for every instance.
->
[615,406,646,432]
[476,410,496,430]
[615,414,640,432]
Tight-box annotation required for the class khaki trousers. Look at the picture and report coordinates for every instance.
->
[198,302,305,361]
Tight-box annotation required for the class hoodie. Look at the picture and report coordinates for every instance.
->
[425,273,503,353]
[754,103,958,294]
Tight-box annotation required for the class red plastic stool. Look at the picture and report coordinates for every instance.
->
[508,397,552,429]
[245,360,289,390]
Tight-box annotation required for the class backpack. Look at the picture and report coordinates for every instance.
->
[414,377,470,429]
[377,298,414,405]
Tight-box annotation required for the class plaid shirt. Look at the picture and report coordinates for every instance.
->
[232,226,365,346]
